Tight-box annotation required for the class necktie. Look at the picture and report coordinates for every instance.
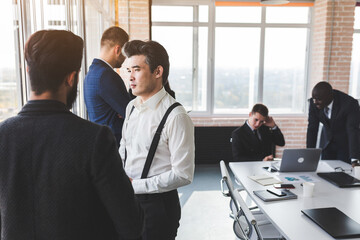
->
[324,106,330,119]
[254,129,261,142]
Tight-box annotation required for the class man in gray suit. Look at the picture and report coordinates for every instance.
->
[0,30,143,240]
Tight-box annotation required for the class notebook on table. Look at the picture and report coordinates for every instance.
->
[271,148,322,172]
[317,172,360,188]
[253,189,297,202]
[302,207,360,238]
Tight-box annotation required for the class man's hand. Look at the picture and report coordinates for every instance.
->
[352,162,360,168]
[129,177,133,182]
[264,116,276,128]
[263,155,274,161]
[117,114,123,119]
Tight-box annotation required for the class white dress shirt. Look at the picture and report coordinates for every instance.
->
[119,87,195,194]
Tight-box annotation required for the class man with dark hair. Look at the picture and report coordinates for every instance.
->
[120,40,194,240]
[231,103,285,161]
[0,30,143,240]
[84,26,131,145]
[307,81,360,166]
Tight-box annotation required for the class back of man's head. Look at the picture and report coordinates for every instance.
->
[101,26,129,48]
[25,30,83,95]
[123,40,170,86]
[251,103,268,117]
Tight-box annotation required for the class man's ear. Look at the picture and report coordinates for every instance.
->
[155,66,163,78]
[249,112,252,118]
[65,71,77,87]
[115,45,122,55]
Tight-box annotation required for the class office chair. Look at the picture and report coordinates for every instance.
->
[220,161,284,240]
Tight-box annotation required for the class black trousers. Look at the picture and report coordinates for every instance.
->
[135,190,181,240]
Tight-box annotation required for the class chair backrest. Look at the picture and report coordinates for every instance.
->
[220,160,263,240]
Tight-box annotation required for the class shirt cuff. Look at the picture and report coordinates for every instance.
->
[132,178,147,194]
[271,125,278,130]
[351,159,359,164]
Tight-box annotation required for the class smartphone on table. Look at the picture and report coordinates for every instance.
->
[273,184,295,189]
[266,188,286,197]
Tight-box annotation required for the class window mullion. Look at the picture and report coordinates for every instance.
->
[257,6,266,104]
[193,6,199,111]
[208,0,215,115]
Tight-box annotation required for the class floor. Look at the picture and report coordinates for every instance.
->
[177,164,238,240]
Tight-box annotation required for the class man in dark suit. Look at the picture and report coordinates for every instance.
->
[231,104,285,161]
[307,81,360,166]
[84,26,131,146]
[0,30,143,240]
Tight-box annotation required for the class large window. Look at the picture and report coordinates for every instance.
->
[350,6,360,99]
[152,5,209,111]
[152,2,312,115]
[0,0,115,122]
[0,1,21,122]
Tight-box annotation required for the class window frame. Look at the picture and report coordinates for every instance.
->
[151,0,313,117]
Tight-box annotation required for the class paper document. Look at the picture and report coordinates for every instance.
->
[276,174,320,183]
[248,174,282,186]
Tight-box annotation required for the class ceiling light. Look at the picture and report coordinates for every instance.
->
[260,0,290,5]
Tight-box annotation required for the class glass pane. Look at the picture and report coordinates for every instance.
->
[216,7,261,23]
[194,27,208,111]
[152,6,193,22]
[266,7,310,24]
[152,26,193,110]
[354,7,360,29]
[350,34,360,98]
[43,0,67,30]
[263,28,307,113]
[0,1,20,122]
[214,27,261,114]
[199,5,208,22]
[85,4,101,71]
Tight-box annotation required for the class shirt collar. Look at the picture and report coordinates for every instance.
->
[19,100,70,115]
[96,58,114,69]
[246,120,255,131]
[133,87,167,111]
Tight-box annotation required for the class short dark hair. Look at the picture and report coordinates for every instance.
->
[122,40,170,86]
[312,81,333,96]
[24,30,83,95]
[251,103,269,117]
[101,26,129,48]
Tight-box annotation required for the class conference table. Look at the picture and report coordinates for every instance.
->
[229,160,360,240]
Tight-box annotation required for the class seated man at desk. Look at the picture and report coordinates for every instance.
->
[231,103,285,161]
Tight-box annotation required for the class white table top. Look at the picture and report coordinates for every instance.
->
[229,160,360,240]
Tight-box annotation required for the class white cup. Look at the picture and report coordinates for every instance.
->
[354,166,360,180]
[303,182,315,197]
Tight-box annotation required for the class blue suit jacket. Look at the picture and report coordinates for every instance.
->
[307,90,360,163]
[84,59,130,144]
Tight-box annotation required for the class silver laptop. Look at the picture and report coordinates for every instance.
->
[271,148,322,172]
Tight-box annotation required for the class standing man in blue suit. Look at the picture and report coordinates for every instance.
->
[307,81,360,166]
[84,26,130,146]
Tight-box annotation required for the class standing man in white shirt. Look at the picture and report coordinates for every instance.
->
[119,40,195,240]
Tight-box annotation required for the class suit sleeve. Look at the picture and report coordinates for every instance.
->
[91,126,143,239]
[99,70,130,118]
[346,100,360,160]
[270,127,285,147]
[307,99,319,148]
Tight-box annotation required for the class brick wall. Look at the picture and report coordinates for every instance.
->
[117,0,150,40]
[310,0,356,93]
[116,0,356,158]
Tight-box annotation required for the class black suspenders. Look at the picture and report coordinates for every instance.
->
[124,102,181,179]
